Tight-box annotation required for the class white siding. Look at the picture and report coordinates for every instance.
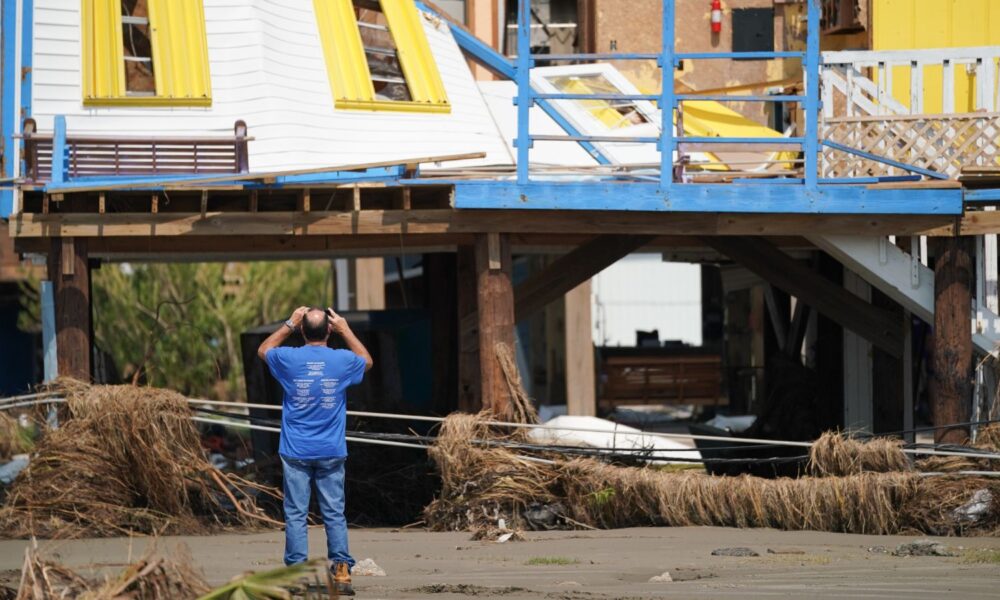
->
[29,0,511,171]
[592,254,702,347]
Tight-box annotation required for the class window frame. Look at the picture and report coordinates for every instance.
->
[313,0,451,114]
[81,0,213,107]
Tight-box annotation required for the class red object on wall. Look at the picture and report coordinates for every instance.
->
[711,0,723,33]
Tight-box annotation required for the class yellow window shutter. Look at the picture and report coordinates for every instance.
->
[313,0,375,103]
[81,0,126,100]
[379,0,448,107]
[147,0,212,102]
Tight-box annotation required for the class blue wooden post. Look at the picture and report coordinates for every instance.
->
[40,280,57,382]
[659,0,675,188]
[804,0,820,189]
[51,115,66,184]
[515,0,532,185]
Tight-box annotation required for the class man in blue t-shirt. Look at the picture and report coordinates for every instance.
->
[258,306,373,596]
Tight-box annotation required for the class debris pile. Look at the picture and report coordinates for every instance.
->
[0,381,279,538]
[425,412,1000,536]
[16,544,210,600]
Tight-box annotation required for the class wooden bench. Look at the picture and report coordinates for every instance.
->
[21,119,250,183]
[599,353,724,409]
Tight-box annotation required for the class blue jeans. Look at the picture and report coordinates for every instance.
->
[281,455,354,568]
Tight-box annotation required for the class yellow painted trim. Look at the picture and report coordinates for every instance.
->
[334,98,452,113]
[313,0,449,113]
[81,0,212,106]
[379,0,449,106]
[82,96,213,108]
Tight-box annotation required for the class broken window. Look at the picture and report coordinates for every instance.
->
[548,74,650,129]
[354,0,412,102]
[313,0,450,113]
[120,0,156,96]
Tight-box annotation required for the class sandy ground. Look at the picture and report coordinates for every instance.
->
[2,527,1000,598]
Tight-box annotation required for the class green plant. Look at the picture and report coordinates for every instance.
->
[588,486,615,507]
[18,260,332,400]
[961,548,1000,564]
[524,556,579,566]
[198,560,328,599]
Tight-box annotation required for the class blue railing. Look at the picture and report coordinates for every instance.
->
[512,0,822,188]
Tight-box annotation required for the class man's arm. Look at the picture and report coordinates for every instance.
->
[327,308,374,371]
[257,306,308,361]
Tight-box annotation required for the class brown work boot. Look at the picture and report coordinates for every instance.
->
[330,562,355,596]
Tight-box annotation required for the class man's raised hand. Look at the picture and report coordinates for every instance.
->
[326,307,348,334]
[289,306,309,327]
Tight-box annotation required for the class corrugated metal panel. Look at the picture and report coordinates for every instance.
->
[32,0,510,171]
[382,0,449,107]
[148,0,212,102]
[82,0,211,106]
[80,0,124,101]
[873,0,1000,113]
[312,0,373,104]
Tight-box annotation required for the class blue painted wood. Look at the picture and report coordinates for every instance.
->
[1,0,17,216]
[532,53,661,62]
[675,51,805,60]
[964,189,1000,203]
[532,93,660,101]
[40,281,57,382]
[677,136,804,145]
[44,167,405,193]
[515,0,531,184]
[531,134,660,144]
[804,0,820,188]
[675,94,805,103]
[822,140,948,180]
[449,181,962,215]
[659,0,674,188]
[51,116,66,185]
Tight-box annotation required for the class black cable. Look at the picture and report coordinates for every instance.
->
[855,417,1000,439]
[193,406,809,466]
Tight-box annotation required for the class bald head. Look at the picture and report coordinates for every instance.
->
[301,308,329,342]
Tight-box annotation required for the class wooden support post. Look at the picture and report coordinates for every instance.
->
[930,236,974,445]
[151,194,158,214]
[565,279,596,416]
[47,237,91,380]
[250,190,260,212]
[457,245,480,412]
[98,192,106,214]
[354,257,385,310]
[296,189,309,213]
[475,233,515,418]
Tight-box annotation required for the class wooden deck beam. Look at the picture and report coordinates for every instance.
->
[703,236,904,358]
[9,210,959,238]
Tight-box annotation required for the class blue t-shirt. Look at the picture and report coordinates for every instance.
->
[264,345,367,459]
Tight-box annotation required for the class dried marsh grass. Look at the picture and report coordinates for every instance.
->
[16,544,210,600]
[0,381,279,538]
[425,413,1000,536]
[808,432,911,476]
